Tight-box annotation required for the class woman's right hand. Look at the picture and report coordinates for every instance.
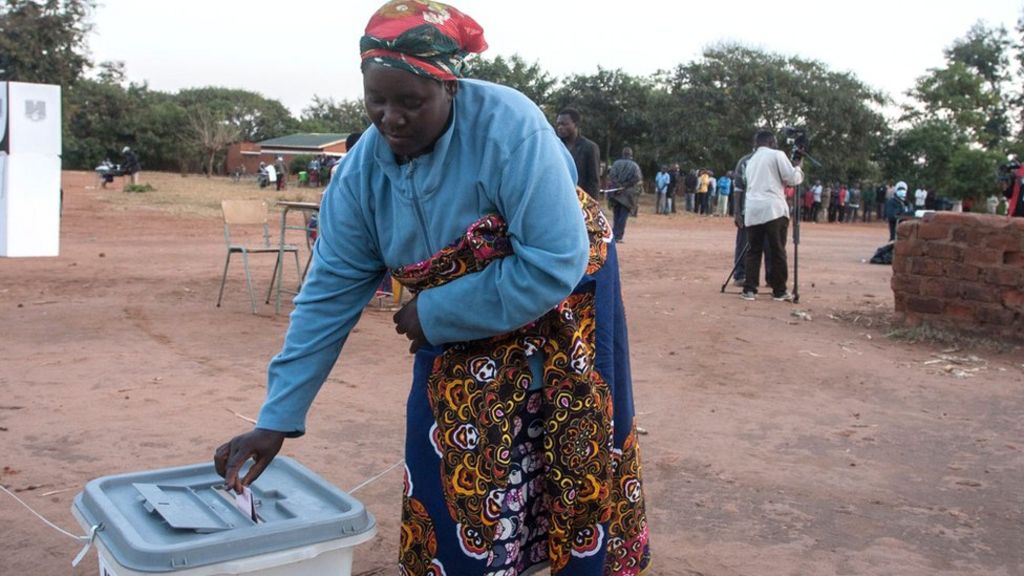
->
[214,429,286,493]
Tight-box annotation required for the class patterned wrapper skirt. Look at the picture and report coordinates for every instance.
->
[394,195,650,576]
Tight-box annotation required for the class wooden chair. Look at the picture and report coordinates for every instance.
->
[216,200,300,314]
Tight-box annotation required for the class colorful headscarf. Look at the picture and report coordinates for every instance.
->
[360,0,488,81]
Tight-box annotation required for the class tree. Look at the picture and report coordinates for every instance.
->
[892,20,1020,200]
[0,0,94,86]
[947,147,1003,201]
[653,44,887,181]
[299,96,369,134]
[175,87,296,142]
[184,107,240,177]
[468,54,557,108]
[907,22,1011,149]
[881,120,961,194]
[62,74,135,169]
[551,68,654,168]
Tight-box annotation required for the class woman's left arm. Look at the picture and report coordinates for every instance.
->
[416,129,589,344]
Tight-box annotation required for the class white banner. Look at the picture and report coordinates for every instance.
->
[0,154,60,257]
[7,82,61,156]
[0,82,8,153]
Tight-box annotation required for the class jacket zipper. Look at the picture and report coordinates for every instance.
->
[406,160,435,255]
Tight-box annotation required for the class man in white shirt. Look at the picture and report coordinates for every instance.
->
[741,130,804,301]
[914,187,928,209]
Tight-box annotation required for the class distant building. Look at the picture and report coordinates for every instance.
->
[226,133,349,176]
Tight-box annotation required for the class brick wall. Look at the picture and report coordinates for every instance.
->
[892,212,1024,340]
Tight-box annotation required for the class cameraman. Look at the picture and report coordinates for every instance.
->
[739,129,803,301]
[1001,161,1023,217]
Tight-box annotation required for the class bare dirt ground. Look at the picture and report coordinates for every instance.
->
[2,172,1022,576]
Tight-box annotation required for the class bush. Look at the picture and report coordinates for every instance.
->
[123,183,156,193]
[290,155,314,175]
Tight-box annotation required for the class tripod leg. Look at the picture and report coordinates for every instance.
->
[793,193,800,303]
[721,240,750,293]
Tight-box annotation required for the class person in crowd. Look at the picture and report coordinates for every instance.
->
[667,162,680,213]
[740,129,802,301]
[607,147,643,242]
[707,170,717,214]
[914,186,928,210]
[885,181,913,241]
[694,169,707,214]
[655,164,670,214]
[121,146,141,185]
[263,161,277,189]
[862,183,875,222]
[214,3,650,574]
[875,183,887,221]
[810,181,823,222]
[555,107,601,200]
[684,168,697,212]
[846,184,861,223]
[717,171,732,217]
[826,183,839,222]
[274,156,287,190]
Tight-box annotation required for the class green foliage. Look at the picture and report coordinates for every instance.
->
[551,68,653,168]
[290,155,313,175]
[468,55,557,107]
[299,96,369,133]
[43,10,1024,193]
[891,19,1021,200]
[123,183,155,193]
[175,87,296,142]
[648,44,887,182]
[0,0,94,86]
[947,147,1003,200]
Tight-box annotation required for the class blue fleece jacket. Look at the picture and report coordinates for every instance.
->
[256,79,589,434]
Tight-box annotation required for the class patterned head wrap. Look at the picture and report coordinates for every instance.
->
[360,0,488,81]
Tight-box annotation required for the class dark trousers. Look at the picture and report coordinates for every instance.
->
[697,193,710,214]
[888,218,898,241]
[612,202,630,241]
[734,226,774,283]
[743,217,789,295]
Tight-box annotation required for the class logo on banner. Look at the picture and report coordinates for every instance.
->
[25,100,46,122]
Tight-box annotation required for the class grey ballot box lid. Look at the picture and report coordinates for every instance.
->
[72,456,375,573]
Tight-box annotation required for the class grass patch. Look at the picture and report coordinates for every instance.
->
[886,323,1019,353]
[96,172,324,219]
[123,183,156,193]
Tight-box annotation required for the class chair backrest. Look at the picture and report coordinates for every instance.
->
[221,200,270,247]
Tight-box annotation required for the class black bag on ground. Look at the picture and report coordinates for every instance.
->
[870,242,894,265]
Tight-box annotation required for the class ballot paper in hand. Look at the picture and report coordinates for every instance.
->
[233,486,259,523]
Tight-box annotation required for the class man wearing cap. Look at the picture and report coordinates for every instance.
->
[886,181,913,241]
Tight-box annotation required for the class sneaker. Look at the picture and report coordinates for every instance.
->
[772,291,795,302]
[733,277,746,287]
[740,291,756,301]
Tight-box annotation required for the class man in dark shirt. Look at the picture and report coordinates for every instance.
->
[607,147,642,243]
[555,108,601,199]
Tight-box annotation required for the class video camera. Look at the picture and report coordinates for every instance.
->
[998,159,1021,181]
[780,126,809,163]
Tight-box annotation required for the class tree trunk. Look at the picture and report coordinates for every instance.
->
[206,150,216,178]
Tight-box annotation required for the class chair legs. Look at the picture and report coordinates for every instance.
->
[220,248,303,314]
[264,249,307,310]
[218,249,260,314]
[265,253,283,305]
[239,251,259,314]
[216,251,233,309]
